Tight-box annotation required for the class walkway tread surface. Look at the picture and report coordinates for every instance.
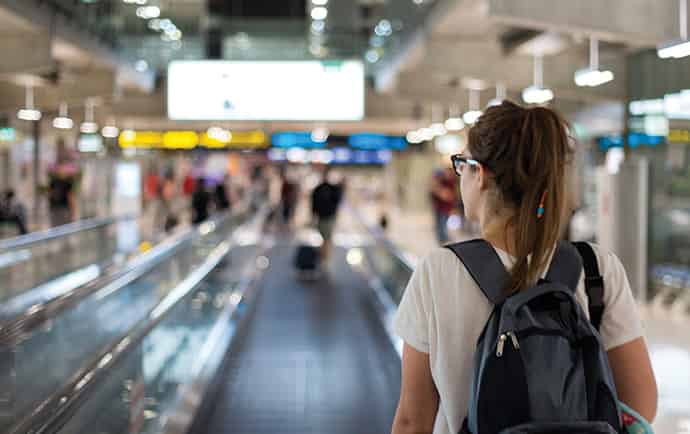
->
[198,244,401,434]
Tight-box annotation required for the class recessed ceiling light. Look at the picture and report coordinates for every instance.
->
[311,6,328,20]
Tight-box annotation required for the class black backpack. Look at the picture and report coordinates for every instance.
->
[446,240,622,434]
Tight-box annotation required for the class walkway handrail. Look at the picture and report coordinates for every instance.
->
[346,204,416,272]
[0,215,134,251]
[0,209,244,346]
[5,240,234,434]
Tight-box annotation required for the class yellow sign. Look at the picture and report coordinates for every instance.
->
[119,131,163,148]
[199,130,268,149]
[119,130,268,149]
[163,131,199,149]
[668,129,690,143]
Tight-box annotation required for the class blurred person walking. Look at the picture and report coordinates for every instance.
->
[279,169,299,229]
[214,176,231,212]
[161,170,178,232]
[429,167,459,244]
[191,178,211,225]
[311,168,344,260]
[0,190,28,235]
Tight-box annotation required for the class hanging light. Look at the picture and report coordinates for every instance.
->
[574,37,614,87]
[658,0,690,58]
[428,103,446,137]
[17,85,42,121]
[487,83,507,107]
[53,102,74,130]
[522,54,554,104]
[80,99,99,134]
[463,88,483,125]
[444,103,465,131]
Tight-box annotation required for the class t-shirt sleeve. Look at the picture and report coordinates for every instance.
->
[393,256,433,354]
[598,249,645,351]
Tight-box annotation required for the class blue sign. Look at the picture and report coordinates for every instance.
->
[597,133,664,150]
[348,133,407,150]
[272,132,327,149]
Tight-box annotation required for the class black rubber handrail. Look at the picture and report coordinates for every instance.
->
[0,210,242,346]
[0,215,133,251]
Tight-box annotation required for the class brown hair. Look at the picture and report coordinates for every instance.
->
[467,100,573,294]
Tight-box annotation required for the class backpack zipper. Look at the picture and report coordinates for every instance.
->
[496,332,520,357]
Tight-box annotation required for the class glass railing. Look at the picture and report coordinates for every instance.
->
[0,216,139,306]
[0,212,251,431]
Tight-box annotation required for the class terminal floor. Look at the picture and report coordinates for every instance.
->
[196,244,402,434]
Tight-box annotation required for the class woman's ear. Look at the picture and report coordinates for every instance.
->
[478,165,490,191]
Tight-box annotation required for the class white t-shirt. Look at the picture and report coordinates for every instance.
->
[393,243,645,434]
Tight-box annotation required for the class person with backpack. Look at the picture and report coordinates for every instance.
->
[392,101,657,434]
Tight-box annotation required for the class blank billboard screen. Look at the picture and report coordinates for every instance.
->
[167,60,365,121]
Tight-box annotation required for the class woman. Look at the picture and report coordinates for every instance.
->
[392,101,657,434]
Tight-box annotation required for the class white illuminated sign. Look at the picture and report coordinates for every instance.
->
[167,60,365,121]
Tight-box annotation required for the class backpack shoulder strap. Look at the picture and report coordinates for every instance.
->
[445,239,510,304]
[544,241,584,292]
[573,241,605,332]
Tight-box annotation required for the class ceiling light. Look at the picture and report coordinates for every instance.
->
[659,0,690,58]
[406,131,422,144]
[574,68,614,87]
[148,18,162,31]
[312,0,328,5]
[102,125,119,138]
[80,122,99,134]
[430,122,447,137]
[487,83,507,107]
[419,127,435,141]
[136,5,160,19]
[18,109,42,121]
[375,19,393,37]
[522,54,554,104]
[658,39,690,59]
[462,110,483,125]
[80,98,98,133]
[444,117,465,131]
[522,85,554,104]
[53,102,73,130]
[207,127,232,143]
[463,88,483,125]
[311,127,330,142]
[17,85,41,121]
[575,37,614,86]
[135,60,149,72]
[311,20,325,33]
[365,49,380,63]
[311,7,328,20]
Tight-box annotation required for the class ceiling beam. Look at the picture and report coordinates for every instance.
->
[488,0,678,46]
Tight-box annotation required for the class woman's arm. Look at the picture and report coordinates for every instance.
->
[392,343,439,434]
[607,337,658,422]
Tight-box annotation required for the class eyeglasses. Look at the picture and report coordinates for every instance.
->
[450,154,481,177]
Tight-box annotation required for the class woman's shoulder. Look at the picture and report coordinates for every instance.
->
[579,243,626,277]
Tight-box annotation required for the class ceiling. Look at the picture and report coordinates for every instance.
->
[0,0,683,134]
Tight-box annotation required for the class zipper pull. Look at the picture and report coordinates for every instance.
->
[496,334,507,357]
[507,332,520,350]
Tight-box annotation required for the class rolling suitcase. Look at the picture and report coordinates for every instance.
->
[294,244,320,279]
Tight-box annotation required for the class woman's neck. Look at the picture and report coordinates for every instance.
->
[480,211,517,256]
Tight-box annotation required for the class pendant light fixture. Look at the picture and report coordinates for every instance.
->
[522,54,554,104]
[487,83,507,107]
[445,103,465,131]
[658,0,690,58]
[574,37,614,87]
[53,102,74,130]
[17,85,42,121]
[463,88,483,125]
[80,99,99,134]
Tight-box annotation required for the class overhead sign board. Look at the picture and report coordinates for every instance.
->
[167,60,365,121]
